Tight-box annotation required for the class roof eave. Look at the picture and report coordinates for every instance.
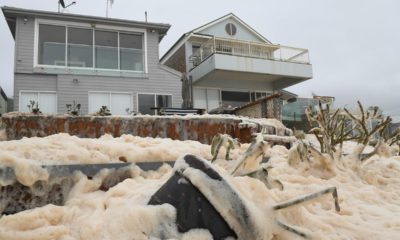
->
[1,6,171,35]
[0,87,8,100]
[1,7,16,39]
[160,32,190,63]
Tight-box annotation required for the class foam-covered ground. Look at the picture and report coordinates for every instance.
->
[0,134,399,239]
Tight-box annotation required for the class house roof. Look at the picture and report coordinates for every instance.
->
[160,13,271,63]
[1,6,171,41]
[0,87,8,101]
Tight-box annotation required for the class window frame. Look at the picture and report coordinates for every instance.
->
[19,90,58,113]
[250,91,269,102]
[67,26,94,68]
[34,18,148,73]
[94,29,120,70]
[37,24,67,66]
[225,23,237,36]
[88,91,134,115]
[137,93,173,115]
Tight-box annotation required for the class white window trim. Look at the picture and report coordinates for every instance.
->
[88,91,134,115]
[137,93,174,115]
[19,90,58,113]
[34,18,148,73]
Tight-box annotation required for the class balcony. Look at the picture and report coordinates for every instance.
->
[188,37,313,89]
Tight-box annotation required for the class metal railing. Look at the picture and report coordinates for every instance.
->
[189,37,310,68]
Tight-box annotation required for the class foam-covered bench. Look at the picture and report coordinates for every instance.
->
[152,107,205,116]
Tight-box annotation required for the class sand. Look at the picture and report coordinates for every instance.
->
[0,134,399,239]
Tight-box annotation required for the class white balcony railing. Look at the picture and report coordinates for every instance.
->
[189,37,310,69]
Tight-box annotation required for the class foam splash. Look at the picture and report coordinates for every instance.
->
[0,134,399,239]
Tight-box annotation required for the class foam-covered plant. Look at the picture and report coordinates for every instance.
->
[66,101,81,116]
[125,108,139,116]
[303,100,396,162]
[344,101,392,161]
[27,100,42,114]
[305,101,356,159]
[95,106,112,116]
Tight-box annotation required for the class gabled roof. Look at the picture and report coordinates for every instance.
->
[1,6,171,41]
[192,13,271,43]
[161,13,271,63]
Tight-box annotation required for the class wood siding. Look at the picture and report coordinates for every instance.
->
[13,16,182,114]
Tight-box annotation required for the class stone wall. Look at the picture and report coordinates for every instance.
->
[235,104,262,118]
[234,94,282,120]
[1,114,260,144]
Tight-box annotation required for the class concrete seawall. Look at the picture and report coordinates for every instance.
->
[0,114,273,144]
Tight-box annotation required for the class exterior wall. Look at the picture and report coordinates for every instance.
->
[197,18,264,43]
[15,16,35,73]
[56,72,182,114]
[12,16,182,114]
[14,74,57,111]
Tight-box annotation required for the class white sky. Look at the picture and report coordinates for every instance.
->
[0,0,399,120]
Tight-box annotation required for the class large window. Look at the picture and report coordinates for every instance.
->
[20,91,57,114]
[138,94,172,115]
[37,23,145,72]
[221,90,250,108]
[193,89,270,111]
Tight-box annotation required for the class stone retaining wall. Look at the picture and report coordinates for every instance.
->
[0,114,262,144]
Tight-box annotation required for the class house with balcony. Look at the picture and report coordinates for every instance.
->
[161,13,313,112]
[2,6,182,115]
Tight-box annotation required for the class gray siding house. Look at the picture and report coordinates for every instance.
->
[2,7,182,115]
[161,13,313,112]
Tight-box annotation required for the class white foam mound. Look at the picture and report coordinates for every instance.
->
[0,134,399,239]
[0,133,213,165]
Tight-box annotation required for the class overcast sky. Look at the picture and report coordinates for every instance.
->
[0,0,399,119]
